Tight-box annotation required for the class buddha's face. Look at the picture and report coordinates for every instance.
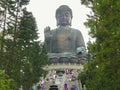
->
[56,11,72,26]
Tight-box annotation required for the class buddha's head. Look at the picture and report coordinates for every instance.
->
[56,5,73,26]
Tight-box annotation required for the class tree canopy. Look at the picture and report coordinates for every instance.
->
[79,0,120,90]
[0,0,48,89]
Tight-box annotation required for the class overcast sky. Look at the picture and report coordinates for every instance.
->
[27,0,91,46]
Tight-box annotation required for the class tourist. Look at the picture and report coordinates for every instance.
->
[41,86,45,90]
[64,83,68,90]
[32,83,37,90]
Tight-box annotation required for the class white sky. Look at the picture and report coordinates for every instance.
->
[27,0,91,46]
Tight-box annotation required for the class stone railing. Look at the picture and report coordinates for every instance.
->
[43,63,83,70]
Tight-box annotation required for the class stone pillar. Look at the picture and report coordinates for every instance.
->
[78,80,83,90]
[83,84,86,90]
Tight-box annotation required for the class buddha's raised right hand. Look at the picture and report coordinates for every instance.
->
[44,26,50,33]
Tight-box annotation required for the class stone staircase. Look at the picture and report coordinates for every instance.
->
[42,69,82,90]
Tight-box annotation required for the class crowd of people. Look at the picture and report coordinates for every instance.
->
[30,68,79,90]
[64,83,78,90]
[31,83,45,90]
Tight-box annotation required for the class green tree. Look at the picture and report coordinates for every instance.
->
[79,0,120,90]
[0,0,28,89]
[0,70,16,90]
[18,9,48,89]
[0,0,48,89]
